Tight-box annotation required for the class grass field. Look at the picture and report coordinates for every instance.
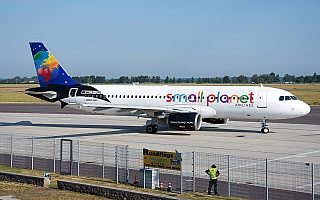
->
[0,84,46,103]
[0,181,110,200]
[0,84,319,105]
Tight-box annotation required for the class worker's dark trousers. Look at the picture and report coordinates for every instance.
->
[208,179,218,195]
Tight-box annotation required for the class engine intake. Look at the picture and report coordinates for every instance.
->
[159,113,202,131]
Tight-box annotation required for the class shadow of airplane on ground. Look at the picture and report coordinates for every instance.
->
[0,120,195,139]
[0,120,269,140]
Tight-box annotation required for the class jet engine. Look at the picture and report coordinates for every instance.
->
[158,113,202,131]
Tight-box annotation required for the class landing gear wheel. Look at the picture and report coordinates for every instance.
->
[260,119,269,133]
[261,127,269,133]
[146,124,158,133]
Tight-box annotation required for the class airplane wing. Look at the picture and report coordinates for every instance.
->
[80,103,200,117]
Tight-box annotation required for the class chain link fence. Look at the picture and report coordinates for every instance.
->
[0,133,319,200]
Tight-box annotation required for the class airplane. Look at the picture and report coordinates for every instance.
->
[25,42,311,134]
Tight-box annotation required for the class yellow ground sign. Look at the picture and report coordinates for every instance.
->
[143,148,182,171]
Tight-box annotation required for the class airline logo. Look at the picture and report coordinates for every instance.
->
[166,91,255,106]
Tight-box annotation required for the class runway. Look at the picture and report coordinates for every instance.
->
[0,104,320,164]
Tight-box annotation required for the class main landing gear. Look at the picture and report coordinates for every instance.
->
[146,118,158,133]
[146,124,158,133]
[260,119,269,133]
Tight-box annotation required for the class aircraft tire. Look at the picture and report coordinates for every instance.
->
[146,125,158,133]
[261,127,269,133]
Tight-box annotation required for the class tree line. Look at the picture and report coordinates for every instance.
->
[1,73,319,84]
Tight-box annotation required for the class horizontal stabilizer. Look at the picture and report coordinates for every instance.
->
[25,90,57,99]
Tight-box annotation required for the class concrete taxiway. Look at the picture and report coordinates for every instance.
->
[0,104,319,164]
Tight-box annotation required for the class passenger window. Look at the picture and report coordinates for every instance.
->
[279,96,284,101]
[285,96,291,100]
[127,95,129,98]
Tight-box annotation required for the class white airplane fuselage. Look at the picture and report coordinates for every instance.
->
[65,85,310,120]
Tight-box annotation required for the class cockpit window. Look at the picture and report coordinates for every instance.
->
[279,95,298,101]
[291,96,298,100]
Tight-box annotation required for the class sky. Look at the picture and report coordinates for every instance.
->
[0,0,319,78]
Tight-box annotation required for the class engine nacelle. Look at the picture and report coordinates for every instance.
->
[202,118,229,124]
[158,113,202,131]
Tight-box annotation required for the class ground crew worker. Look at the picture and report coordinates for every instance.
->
[205,164,220,195]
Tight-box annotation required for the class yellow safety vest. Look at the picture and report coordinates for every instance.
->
[209,168,218,180]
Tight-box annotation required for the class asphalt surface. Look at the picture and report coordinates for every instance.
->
[0,103,319,125]
[1,103,320,199]
[1,105,320,163]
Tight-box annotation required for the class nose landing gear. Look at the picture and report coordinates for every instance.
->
[260,119,269,133]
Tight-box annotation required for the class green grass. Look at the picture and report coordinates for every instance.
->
[0,84,45,103]
[0,181,110,200]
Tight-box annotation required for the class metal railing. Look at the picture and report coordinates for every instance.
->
[0,133,318,200]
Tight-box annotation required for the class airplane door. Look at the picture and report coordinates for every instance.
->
[257,91,267,108]
[69,88,78,103]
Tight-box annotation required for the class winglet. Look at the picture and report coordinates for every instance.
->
[29,42,78,87]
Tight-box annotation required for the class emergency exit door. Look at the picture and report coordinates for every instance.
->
[257,91,267,108]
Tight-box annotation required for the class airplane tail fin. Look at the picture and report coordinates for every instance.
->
[29,42,78,87]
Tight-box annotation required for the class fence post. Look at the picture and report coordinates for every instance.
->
[228,155,230,197]
[10,134,13,168]
[180,152,183,194]
[266,159,268,200]
[143,168,146,189]
[77,140,80,176]
[126,145,129,183]
[70,140,73,175]
[192,151,195,192]
[312,163,314,200]
[31,136,34,170]
[115,146,119,183]
[53,138,56,173]
[102,143,105,179]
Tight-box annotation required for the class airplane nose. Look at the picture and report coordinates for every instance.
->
[300,102,311,116]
